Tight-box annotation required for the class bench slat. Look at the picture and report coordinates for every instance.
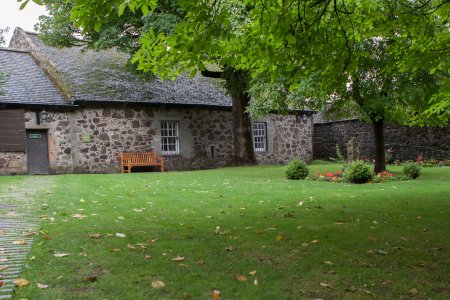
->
[120,151,164,173]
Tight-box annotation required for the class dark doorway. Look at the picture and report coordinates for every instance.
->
[26,130,49,175]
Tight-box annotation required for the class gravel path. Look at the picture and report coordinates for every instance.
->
[0,177,54,299]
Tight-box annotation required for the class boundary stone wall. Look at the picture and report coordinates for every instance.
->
[313,120,450,161]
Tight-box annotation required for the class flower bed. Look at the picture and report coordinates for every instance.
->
[310,169,402,183]
[310,170,344,183]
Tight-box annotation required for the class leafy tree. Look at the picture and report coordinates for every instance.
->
[244,0,449,172]
[27,0,449,171]
[36,0,257,164]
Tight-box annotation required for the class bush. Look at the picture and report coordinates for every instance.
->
[344,160,372,184]
[285,159,309,180]
[403,163,421,179]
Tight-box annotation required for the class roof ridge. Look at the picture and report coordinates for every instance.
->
[22,30,38,35]
[10,28,74,103]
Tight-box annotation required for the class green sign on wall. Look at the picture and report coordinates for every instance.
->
[29,134,42,139]
[82,133,91,143]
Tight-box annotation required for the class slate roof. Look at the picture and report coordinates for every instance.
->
[0,48,67,106]
[26,32,232,107]
[313,110,357,124]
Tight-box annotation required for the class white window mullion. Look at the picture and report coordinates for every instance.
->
[252,122,267,152]
[161,121,180,155]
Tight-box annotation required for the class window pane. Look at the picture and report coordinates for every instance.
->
[252,122,267,152]
[161,121,180,155]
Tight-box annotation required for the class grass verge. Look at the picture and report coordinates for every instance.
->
[7,165,450,299]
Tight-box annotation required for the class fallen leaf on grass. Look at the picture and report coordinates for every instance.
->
[275,235,283,241]
[235,275,248,282]
[181,292,191,299]
[71,214,86,219]
[249,270,257,276]
[12,240,27,245]
[54,253,70,258]
[144,255,152,259]
[151,280,165,289]
[310,240,320,244]
[109,248,120,253]
[410,288,418,295]
[254,279,259,286]
[127,244,135,250]
[0,281,4,286]
[320,282,332,288]
[324,261,334,265]
[116,233,126,238]
[13,278,29,287]
[212,289,221,299]
[195,259,204,266]
[171,256,185,261]
[89,234,102,239]
[225,246,235,251]
[84,276,97,283]
[37,283,49,289]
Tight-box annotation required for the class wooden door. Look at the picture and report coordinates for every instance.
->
[26,130,49,175]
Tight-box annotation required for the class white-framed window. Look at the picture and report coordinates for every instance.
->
[161,121,180,155]
[252,122,267,152]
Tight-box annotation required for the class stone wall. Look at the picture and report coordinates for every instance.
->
[1,107,315,175]
[41,107,235,173]
[0,152,27,175]
[313,119,450,161]
[255,114,313,164]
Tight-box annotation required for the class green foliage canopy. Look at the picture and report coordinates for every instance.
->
[242,0,449,125]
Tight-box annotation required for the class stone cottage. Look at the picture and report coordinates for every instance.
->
[0,28,313,175]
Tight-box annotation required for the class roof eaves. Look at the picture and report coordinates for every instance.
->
[0,47,30,54]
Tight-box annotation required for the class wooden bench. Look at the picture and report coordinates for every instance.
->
[120,151,164,173]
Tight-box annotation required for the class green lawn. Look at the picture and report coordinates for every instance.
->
[6,164,450,299]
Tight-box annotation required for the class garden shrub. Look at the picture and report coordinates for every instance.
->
[344,160,372,184]
[403,163,421,179]
[285,159,309,180]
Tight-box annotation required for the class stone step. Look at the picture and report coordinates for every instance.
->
[0,293,14,297]
[0,272,21,277]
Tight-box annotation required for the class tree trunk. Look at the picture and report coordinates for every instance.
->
[231,90,257,165]
[202,67,256,165]
[372,118,386,173]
